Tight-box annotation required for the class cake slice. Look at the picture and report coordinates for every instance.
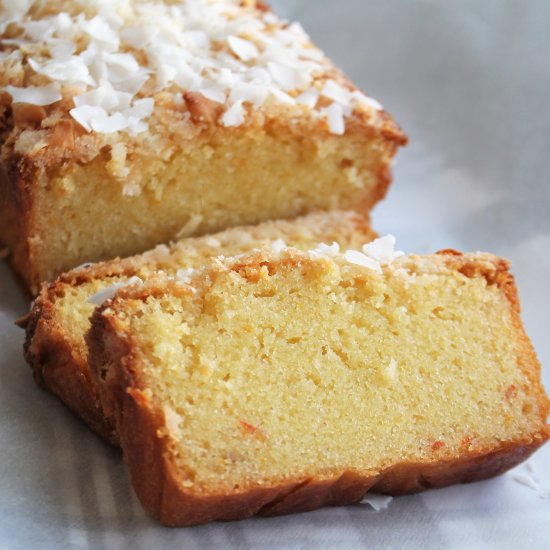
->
[0,0,406,295]
[20,211,376,445]
[87,243,549,526]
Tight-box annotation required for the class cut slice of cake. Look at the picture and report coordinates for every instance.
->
[87,243,550,526]
[20,210,376,445]
[0,0,406,295]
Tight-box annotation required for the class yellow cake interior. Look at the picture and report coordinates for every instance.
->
[31,127,394,285]
[50,212,376,368]
[115,254,548,493]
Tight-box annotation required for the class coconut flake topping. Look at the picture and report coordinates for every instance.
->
[88,276,143,305]
[310,241,341,258]
[308,235,403,273]
[362,235,404,263]
[5,83,62,106]
[0,0,382,135]
[270,238,288,254]
[175,267,197,284]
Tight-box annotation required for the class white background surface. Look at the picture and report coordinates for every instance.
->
[1,1,549,548]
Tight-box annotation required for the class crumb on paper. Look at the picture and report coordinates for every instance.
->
[87,276,143,305]
[176,215,203,239]
[359,494,393,511]
[510,461,550,499]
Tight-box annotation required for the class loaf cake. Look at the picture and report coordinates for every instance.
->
[87,243,550,526]
[20,210,376,445]
[0,0,406,295]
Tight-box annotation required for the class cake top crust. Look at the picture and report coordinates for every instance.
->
[96,236,516,312]
[0,0,401,159]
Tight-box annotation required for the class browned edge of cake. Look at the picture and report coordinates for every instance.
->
[18,211,377,446]
[21,262,127,446]
[86,249,550,526]
[0,158,37,296]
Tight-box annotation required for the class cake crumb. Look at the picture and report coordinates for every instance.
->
[510,462,550,499]
[360,494,393,511]
[176,215,203,239]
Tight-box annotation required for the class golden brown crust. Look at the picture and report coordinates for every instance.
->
[0,92,406,178]
[368,438,547,496]
[0,153,38,296]
[87,250,549,526]
[20,283,118,445]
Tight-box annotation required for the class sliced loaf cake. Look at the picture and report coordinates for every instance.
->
[87,243,550,525]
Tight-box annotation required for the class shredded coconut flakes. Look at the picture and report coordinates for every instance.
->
[309,241,340,259]
[175,268,196,284]
[5,83,62,106]
[0,0,383,135]
[270,238,288,254]
[87,276,143,305]
[307,235,403,273]
[362,235,404,263]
